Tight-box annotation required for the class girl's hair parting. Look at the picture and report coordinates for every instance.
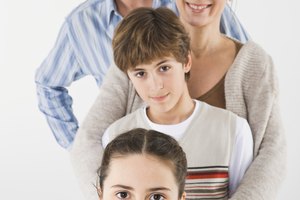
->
[97,128,187,197]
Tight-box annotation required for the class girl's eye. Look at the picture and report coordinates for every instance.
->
[150,194,165,200]
[116,191,129,199]
[159,65,170,72]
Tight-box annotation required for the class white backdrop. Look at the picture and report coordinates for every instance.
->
[0,0,299,199]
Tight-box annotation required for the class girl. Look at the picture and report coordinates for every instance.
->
[97,128,187,200]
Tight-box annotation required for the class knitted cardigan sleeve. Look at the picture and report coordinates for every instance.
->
[69,64,142,200]
[226,42,287,200]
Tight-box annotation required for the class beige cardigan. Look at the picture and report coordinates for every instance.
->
[70,41,286,200]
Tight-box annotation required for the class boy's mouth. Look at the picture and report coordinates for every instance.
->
[151,93,169,102]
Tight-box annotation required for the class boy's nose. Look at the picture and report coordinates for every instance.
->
[149,75,164,90]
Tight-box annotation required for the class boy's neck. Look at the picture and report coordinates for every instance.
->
[147,97,195,125]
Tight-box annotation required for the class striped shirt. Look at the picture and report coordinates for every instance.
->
[102,101,253,199]
[186,166,230,199]
[35,0,250,149]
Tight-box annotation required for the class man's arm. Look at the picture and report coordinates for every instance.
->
[35,21,85,149]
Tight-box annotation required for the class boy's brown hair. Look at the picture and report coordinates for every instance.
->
[112,7,190,72]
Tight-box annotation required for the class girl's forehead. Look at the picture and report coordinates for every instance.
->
[104,154,178,192]
[109,153,175,174]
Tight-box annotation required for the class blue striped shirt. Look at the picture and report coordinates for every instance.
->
[35,0,249,149]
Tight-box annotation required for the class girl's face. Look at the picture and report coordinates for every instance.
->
[176,0,226,27]
[100,154,184,200]
[127,56,191,119]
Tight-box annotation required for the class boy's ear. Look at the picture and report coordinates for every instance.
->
[180,191,186,200]
[97,187,103,200]
[184,54,192,73]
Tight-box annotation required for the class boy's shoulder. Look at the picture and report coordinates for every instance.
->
[106,107,148,140]
[196,100,238,119]
[195,100,249,132]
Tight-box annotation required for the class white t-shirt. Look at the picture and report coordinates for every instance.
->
[102,100,253,196]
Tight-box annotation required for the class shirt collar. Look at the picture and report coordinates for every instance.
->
[153,0,174,8]
[106,0,121,25]
[105,0,176,26]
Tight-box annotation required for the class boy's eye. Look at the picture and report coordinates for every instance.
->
[116,191,129,199]
[159,65,170,72]
[135,71,145,77]
[150,194,165,200]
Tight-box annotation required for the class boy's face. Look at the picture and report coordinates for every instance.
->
[99,154,184,200]
[127,56,191,119]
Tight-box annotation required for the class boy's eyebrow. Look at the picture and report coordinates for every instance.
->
[129,59,170,72]
[156,59,168,66]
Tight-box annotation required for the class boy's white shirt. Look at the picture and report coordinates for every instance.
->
[102,100,253,196]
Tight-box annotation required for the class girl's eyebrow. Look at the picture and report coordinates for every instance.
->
[148,187,171,192]
[111,185,171,192]
[111,185,134,190]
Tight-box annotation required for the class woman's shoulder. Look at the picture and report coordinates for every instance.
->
[241,40,269,56]
[229,40,274,78]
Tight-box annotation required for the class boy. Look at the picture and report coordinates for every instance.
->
[35,0,249,149]
[103,7,253,199]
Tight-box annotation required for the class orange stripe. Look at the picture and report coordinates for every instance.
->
[185,183,228,189]
[187,172,228,179]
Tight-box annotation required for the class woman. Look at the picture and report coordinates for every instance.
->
[71,1,286,199]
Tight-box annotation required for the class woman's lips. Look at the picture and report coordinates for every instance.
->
[187,2,211,12]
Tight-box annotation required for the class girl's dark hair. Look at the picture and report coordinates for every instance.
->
[97,128,187,197]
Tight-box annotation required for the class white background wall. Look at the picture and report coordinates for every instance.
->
[0,0,299,199]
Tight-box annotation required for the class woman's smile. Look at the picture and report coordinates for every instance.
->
[186,2,212,13]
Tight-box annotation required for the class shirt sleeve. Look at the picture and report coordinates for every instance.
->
[229,117,253,196]
[220,5,250,43]
[35,21,85,149]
